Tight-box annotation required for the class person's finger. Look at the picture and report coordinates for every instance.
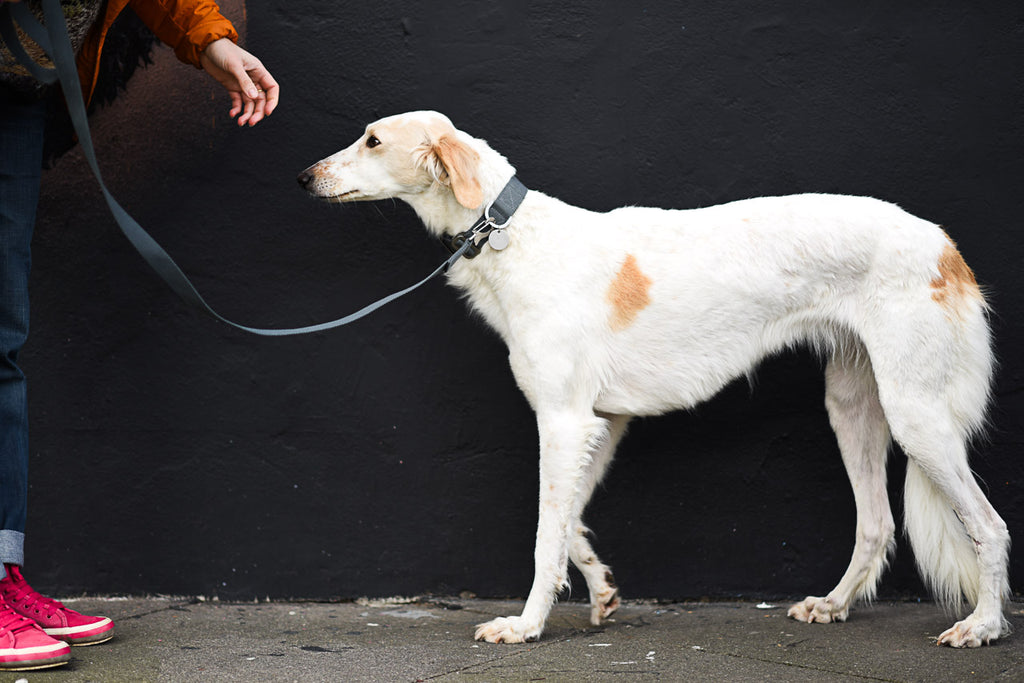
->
[227,91,243,120]
[254,73,280,117]
[231,60,259,101]
[246,90,267,126]
[237,95,256,127]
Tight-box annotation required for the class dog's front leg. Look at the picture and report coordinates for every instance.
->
[475,411,607,644]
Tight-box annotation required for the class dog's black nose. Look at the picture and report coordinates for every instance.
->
[297,170,313,188]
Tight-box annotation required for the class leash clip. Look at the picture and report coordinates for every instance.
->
[441,227,483,259]
[441,214,494,259]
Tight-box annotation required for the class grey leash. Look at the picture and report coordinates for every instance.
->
[0,0,523,336]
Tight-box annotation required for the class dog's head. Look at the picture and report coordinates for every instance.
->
[297,111,484,210]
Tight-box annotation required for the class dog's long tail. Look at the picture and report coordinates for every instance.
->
[903,461,982,611]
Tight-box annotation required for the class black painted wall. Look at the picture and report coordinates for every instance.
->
[25,1,1023,602]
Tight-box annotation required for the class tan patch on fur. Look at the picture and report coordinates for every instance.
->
[931,237,982,310]
[608,254,652,331]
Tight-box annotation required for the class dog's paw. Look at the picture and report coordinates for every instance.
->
[474,616,542,644]
[787,596,849,624]
[590,584,621,626]
[937,616,1001,648]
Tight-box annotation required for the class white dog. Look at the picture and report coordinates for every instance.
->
[298,111,1010,647]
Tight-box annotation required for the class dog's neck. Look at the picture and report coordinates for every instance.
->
[403,145,517,238]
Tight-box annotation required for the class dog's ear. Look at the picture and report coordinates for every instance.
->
[429,135,483,210]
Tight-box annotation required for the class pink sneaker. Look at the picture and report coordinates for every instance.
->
[0,565,114,646]
[0,597,70,671]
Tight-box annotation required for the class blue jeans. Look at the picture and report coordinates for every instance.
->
[0,92,46,572]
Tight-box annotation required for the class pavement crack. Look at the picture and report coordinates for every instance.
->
[299,644,355,653]
[123,598,199,621]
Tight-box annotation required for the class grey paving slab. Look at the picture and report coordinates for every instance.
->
[5,597,1021,682]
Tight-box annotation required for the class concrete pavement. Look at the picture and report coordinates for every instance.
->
[10,596,1023,682]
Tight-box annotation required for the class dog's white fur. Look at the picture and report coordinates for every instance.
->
[299,111,1010,647]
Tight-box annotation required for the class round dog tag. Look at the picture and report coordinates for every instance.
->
[488,229,510,251]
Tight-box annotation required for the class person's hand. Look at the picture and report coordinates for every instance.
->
[199,38,279,127]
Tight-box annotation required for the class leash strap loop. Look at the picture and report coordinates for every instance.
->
[0,3,58,83]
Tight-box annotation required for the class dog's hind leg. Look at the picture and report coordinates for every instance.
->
[789,342,896,624]
[569,413,630,625]
[475,409,610,643]
[880,394,1008,646]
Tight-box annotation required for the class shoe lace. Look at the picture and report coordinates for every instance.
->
[3,578,65,619]
[0,600,39,633]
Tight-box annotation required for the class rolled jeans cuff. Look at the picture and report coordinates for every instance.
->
[0,530,25,576]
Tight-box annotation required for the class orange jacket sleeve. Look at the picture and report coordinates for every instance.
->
[76,0,238,104]
[128,0,238,68]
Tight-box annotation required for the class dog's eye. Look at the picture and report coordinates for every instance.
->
[366,135,381,149]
